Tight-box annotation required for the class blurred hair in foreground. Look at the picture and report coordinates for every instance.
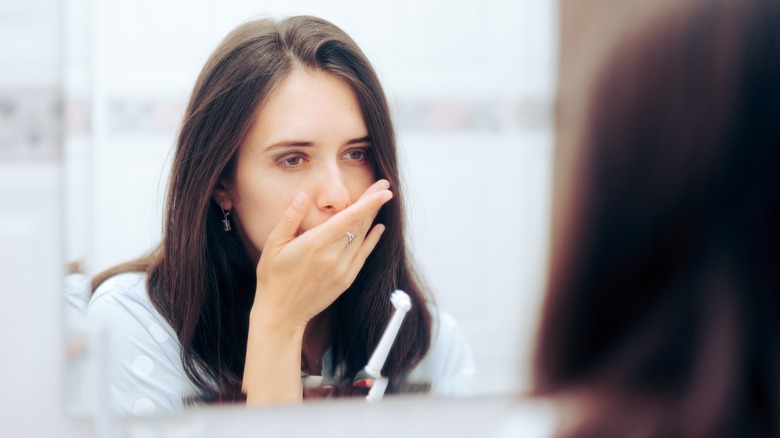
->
[534,0,780,436]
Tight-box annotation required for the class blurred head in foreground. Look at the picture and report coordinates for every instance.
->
[534,0,780,436]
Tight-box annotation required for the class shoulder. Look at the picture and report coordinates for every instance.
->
[407,305,476,396]
[85,272,195,415]
[90,271,149,305]
[427,306,474,366]
[86,271,172,346]
[86,272,162,329]
[428,305,460,338]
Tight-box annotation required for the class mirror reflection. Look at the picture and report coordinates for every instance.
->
[63,1,556,416]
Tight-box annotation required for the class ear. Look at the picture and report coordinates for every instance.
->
[211,178,234,211]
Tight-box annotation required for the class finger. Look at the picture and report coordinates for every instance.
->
[353,379,374,388]
[264,192,309,251]
[335,190,391,248]
[303,386,334,399]
[317,189,392,246]
[357,179,390,202]
[348,224,385,271]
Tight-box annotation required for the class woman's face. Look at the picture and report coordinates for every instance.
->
[216,69,376,264]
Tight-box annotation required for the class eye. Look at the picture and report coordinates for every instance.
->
[279,154,306,168]
[342,149,369,162]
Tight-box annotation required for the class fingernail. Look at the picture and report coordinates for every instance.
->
[378,179,390,189]
[381,191,393,202]
[353,379,374,388]
[293,192,305,208]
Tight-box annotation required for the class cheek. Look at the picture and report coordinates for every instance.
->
[233,180,290,252]
[238,200,290,253]
[348,168,377,200]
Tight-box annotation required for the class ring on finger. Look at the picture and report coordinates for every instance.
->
[346,231,357,247]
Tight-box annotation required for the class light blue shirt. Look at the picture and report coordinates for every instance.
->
[84,272,476,415]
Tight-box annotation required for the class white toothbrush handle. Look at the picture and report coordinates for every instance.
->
[366,377,389,402]
[364,306,409,377]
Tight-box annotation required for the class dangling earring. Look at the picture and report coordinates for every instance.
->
[220,203,232,232]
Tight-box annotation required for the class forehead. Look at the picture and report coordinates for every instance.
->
[244,69,368,149]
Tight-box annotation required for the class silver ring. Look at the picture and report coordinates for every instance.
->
[346,231,357,246]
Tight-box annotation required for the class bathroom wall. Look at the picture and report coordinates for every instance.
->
[0,0,559,436]
[64,0,557,396]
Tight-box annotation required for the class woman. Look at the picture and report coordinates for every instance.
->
[533,0,780,436]
[87,16,474,415]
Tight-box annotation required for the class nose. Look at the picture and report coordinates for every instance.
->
[314,165,350,213]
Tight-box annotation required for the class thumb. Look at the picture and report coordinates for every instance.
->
[265,192,308,250]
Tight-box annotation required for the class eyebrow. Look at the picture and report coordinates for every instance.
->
[347,136,371,145]
[263,136,371,152]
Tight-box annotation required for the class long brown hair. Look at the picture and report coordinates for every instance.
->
[95,16,431,400]
[535,0,780,436]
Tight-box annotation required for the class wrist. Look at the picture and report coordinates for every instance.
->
[248,306,307,339]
